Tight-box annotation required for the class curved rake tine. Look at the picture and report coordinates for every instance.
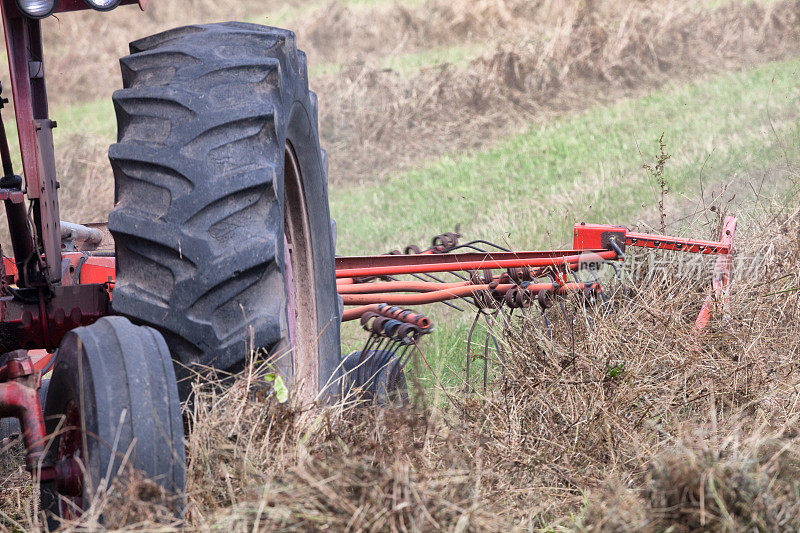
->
[385,342,411,387]
[448,245,485,253]
[542,310,553,341]
[479,308,508,387]
[396,343,413,371]
[465,311,481,393]
[483,331,491,392]
[609,262,623,283]
[558,298,576,346]
[356,334,380,385]
[385,338,403,358]
[558,298,578,365]
[490,333,506,382]
[494,305,514,334]
[449,244,488,253]
[407,272,467,310]
[450,240,512,252]
[410,270,476,306]
[558,299,570,324]
[588,268,609,306]
[569,269,593,329]
[362,336,390,385]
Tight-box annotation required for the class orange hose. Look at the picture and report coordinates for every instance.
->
[342,304,379,322]
[341,282,586,306]
[337,280,468,294]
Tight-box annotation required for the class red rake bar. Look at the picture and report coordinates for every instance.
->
[336,220,736,332]
[334,249,619,279]
[572,223,732,255]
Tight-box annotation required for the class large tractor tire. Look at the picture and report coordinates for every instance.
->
[40,317,185,527]
[108,23,341,398]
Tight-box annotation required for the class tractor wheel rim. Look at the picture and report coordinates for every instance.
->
[283,142,319,397]
[57,399,84,518]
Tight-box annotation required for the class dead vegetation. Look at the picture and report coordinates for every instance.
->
[3,191,797,531]
[315,0,800,184]
[455,198,800,530]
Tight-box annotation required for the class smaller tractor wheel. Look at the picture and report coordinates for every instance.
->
[341,350,409,405]
[40,317,185,526]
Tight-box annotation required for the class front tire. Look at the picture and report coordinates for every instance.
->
[40,317,185,526]
[108,23,341,398]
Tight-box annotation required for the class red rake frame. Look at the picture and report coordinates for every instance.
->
[337,218,737,331]
[337,219,736,394]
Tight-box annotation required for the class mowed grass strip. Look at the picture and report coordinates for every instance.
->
[334,57,800,389]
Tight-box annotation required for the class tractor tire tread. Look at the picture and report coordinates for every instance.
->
[110,24,311,376]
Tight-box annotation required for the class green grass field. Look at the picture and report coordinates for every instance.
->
[331,57,800,255]
[333,56,800,389]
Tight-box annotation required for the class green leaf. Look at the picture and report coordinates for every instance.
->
[273,374,289,403]
[605,362,626,379]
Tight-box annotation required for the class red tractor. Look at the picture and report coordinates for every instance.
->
[0,0,345,524]
[0,0,738,526]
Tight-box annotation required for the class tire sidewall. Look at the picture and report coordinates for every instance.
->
[282,97,342,396]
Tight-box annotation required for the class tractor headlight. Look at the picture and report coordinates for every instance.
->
[82,0,121,11]
[14,0,56,18]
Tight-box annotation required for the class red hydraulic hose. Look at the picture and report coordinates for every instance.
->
[335,251,617,279]
[341,282,588,307]
[338,279,469,294]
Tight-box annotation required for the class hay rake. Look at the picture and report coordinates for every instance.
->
[340,217,737,393]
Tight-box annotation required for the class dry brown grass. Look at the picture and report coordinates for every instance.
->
[315,0,800,184]
[3,191,797,531]
[452,199,800,529]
